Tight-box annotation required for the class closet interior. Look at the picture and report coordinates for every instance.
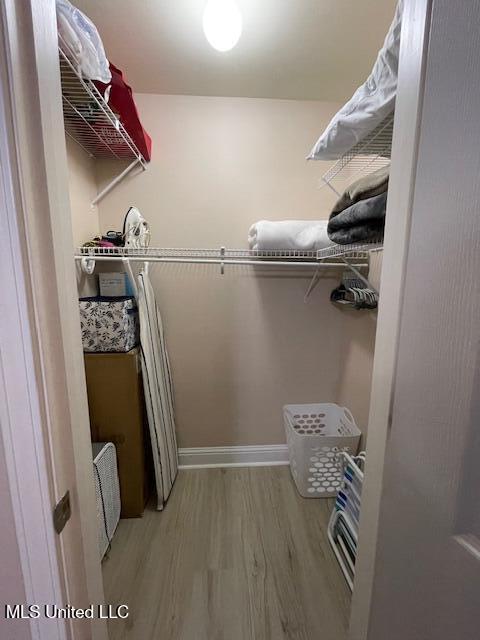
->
[59,0,399,637]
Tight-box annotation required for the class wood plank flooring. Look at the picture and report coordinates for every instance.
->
[102,466,350,640]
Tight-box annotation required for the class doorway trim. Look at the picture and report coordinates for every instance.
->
[1,1,108,639]
[348,1,432,638]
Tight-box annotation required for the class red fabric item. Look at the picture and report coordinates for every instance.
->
[95,63,152,162]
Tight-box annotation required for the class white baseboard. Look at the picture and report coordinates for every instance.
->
[178,444,290,469]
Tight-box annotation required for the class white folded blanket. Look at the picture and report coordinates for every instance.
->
[248,220,333,251]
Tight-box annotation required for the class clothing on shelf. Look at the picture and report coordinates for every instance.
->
[327,191,387,245]
[138,269,178,510]
[331,165,389,216]
[94,68,152,162]
[248,220,333,251]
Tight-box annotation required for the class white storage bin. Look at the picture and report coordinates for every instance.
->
[92,442,121,558]
[283,403,361,498]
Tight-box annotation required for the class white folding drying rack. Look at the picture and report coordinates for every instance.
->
[75,244,380,300]
[328,451,365,590]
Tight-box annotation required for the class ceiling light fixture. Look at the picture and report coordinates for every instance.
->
[203,0,242,52]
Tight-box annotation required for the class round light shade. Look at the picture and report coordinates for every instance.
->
[203,0,242,52]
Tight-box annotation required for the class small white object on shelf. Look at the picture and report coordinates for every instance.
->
[99,272,133,297]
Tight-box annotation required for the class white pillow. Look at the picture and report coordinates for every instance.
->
[56,0,112,84]
[307,0,402,161]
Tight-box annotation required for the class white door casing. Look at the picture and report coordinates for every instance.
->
[1,1,107,638]
[349,0,433,636]
[357,1,480,638]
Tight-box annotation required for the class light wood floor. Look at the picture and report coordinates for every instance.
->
[102,466,350,640]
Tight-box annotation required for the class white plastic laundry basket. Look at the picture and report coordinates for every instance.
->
[283,403,361,498]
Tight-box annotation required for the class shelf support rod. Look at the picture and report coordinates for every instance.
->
[92,159,143,206]
[341,256,378,294]
[322,177,341,197]
[122,258,139,300]
[304,266,323,303]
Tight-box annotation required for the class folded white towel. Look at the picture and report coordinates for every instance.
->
[248,220,333,251]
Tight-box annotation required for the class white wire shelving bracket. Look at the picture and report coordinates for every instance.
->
[75,245,378,302]
[316,242,383,294]
[320,114,394,196]
[58,36,147,205]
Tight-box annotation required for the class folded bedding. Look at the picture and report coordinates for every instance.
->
[332,165,389,216]
[248,220,333,252]
[327,192,387,245]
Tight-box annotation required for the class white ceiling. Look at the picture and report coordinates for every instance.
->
[76,0,397,102]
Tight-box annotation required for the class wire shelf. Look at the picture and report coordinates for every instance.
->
[59,37,146,164]
[321,114,394,191]
[76,245,371,264]
[316,242,383,260]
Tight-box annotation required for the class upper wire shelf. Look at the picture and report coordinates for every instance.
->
[76,245,372,263]
[321,114,394,193]
[59,37,146,165]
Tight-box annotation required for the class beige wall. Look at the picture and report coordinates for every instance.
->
[66,137,100,296]
[336,250,383,440]
[336,311,377,439]
[93,94,376,447]
[66,137,99,246]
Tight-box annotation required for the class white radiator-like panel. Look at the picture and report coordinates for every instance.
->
[92,442,121,558]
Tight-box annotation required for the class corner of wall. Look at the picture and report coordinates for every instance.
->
[65,137,100,297]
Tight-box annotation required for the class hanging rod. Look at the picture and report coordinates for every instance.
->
[76,246,373,261]
[75,246,373,303]
[75,255,367,268]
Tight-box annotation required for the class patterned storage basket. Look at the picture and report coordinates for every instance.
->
[283,403,361,498]
[79,296,139,352]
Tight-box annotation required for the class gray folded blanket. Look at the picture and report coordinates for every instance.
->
[327,191,387,245]
[332,165,389,216]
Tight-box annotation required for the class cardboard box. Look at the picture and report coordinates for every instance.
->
[84,348,150,518]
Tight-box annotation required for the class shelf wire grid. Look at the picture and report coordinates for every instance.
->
[58,36,146,164]
[321,114,394,190]
[76,245,373,267]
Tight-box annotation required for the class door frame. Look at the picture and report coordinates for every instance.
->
[0,1,107,639]
[1,0,434,638]
[0,27,68,640]
[349,0,432,637]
